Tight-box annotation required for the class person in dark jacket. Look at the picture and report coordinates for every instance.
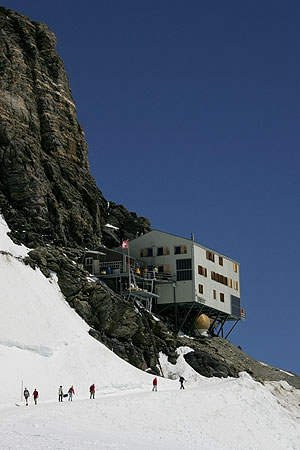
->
[23,388,30,406]
[179,376,185,389]
[33,389,39,405]
[89,384,95,399]
[58,386,63,402]
[152,377,158,392]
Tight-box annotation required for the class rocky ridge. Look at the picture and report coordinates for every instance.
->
[0,7,149,248]
[1,6,299,389]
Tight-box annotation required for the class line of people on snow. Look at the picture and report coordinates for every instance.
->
[23,384,96,405]
[152,376,186,391]
[23,377,185,405]
[23,387,38,406]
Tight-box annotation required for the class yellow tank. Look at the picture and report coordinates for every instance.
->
[194,313,210,330]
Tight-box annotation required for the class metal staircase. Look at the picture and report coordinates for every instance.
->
[124,268,158,312]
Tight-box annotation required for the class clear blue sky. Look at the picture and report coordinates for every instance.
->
[2,1,300,374]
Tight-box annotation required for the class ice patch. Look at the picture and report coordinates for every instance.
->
[105,223,119,230]
[0,340,53,357]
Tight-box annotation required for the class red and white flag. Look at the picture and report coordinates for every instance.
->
[121,240,128,249]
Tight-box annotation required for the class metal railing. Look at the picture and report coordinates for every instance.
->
[134,270,174,281]
[99,261,122,270]
[97,261,174,282]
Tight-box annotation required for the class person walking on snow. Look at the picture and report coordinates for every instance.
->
[33,389,39,405]
[23,387,30,406]
[152,377,158,392]
[68,385,75,401]
[179,376,186,389]
[58,385,64,402]
[89,384,95,399]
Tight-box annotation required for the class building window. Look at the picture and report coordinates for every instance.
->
[176,259,192,281]
[85,257,93,266]
[158,264,170,273]
[228,278,232,288]
[174,245,187,255]
[198,265,207,277]
[157,246,169,256]
[211,271,228,286]
[206,250,215,262]
[231,295,241,318]
[198,284,204,294]
[233,263,238,273]
[220,293,225,302]
[213,289,216,300]
[219,256,223,266]
[234,281,239,291]
[140,248,153,257]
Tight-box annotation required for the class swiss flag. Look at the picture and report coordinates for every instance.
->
[121,240,128,249]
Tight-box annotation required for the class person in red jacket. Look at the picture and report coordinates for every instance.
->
[152,377,158,392]
[68,385,75,401]
[33,389,39,405]
[89,384,95,399]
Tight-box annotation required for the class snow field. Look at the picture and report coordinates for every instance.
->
[0,216,300,450]
[0,377,299,450]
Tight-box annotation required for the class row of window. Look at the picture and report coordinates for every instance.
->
[211,271,228,285]
[198,284,225,302]
[198,266,238,291]
[140,246,187,258]
[206,251,238,272]
[140,247,238,273]
[178,260,238,290]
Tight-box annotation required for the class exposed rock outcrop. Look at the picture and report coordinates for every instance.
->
[0,7,150,248]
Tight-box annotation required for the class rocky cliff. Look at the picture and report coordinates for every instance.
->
[1,7,299,389]
[0,7,150,248]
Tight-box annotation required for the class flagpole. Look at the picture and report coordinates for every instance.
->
[122,239,131,291]
[128,241,131,291]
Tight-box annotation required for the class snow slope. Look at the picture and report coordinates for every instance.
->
[0,216,299,450]
[0,216,165,404]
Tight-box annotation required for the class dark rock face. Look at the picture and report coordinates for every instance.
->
[103,202,151,248]
[0,7,150,248]
[183,337,300,389]
[184,349,238,378]
[25,246,177,371]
